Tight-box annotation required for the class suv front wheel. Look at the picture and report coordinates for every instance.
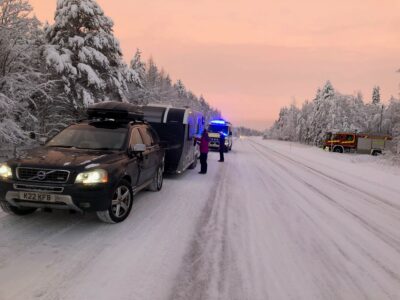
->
[96,180,133,224]
[0,201,37,215]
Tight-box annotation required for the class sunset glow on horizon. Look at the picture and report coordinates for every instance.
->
[30,0,400,130]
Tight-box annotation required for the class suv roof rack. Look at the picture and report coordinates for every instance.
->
[87,101,144,122]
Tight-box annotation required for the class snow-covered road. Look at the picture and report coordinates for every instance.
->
[1,138,400,300]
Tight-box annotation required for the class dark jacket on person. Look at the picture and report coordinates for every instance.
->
[219,134,226,152]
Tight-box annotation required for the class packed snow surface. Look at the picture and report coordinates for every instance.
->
[1,137,400,300]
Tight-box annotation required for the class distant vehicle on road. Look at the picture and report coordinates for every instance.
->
[208,119,233,152]
[324,132,392,156]
[0,102,165,223]
[142,105,204,174]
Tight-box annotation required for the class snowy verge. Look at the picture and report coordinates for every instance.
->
[259,137,400,176]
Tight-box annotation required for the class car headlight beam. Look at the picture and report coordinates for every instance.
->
[0,164,12,179]
[75,169,108,184]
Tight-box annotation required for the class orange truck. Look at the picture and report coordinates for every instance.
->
[324,132,392,156]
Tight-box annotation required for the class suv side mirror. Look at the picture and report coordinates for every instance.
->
[133,144,146,153]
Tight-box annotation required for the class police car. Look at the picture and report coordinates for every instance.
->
[207,120,233,152]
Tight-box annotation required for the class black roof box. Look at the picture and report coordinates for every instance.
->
[87,101,144,121]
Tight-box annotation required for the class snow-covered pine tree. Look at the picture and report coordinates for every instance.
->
[0,0,46,144]
[309,81,336,145]
[0,94,25,144]
[145,57,159,89]
[273,81,368,144]
[44,0,133,114]
[174,79,187,101]
[137,57,162,104]
[385,97,400,152]
[198,94,212,122]
[164,74,172,88]
[321,81,335,99]
[372,86,381,105]
[157,69,174,104]
[365,87,384,132]
[175,80,186,97]
[126,52,217,117]
[126,48,145,104]
[296,100,313,143]
[130,49,145,86]
[380,96,396,134]
[171,80,187,108]
[346,92,368,132]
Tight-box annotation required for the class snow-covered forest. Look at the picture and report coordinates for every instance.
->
[267,81,400,152]
[236,127,263,137]
[0,0,220,146]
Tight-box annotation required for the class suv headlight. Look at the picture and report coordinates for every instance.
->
[75,169,108,184]
[0,163,12,180]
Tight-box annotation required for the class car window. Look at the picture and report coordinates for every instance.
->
[46,125,128,150]
[346,135,354,141]
[139,127,153,146]
[333,134,342,140]
[208,124,229,135]
[130,128,144,146]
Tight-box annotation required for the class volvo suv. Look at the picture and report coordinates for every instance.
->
[0,102,165,223]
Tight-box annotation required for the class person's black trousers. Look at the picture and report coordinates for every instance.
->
[219,149,224,162]
[200,153,208,173]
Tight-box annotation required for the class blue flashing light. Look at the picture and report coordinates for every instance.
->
[210,120,226,125]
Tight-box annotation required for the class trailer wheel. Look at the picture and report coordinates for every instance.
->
[333,146,343,153]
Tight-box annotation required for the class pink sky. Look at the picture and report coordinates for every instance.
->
[30,0,400,130]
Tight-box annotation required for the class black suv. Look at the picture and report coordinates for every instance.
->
[0,102,165,223]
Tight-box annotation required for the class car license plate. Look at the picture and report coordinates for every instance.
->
[19,192,56,203]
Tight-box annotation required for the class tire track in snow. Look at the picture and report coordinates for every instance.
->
[249,139,400,228]
[251,139,400,213]
[248,140,400,252]
[247,148,379,299]
[170,155,245,300]
[169,164,224,300]
[248,140,400,285]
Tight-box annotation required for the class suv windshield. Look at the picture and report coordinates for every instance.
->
[46,124,128,150]
[208,125,229,135]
